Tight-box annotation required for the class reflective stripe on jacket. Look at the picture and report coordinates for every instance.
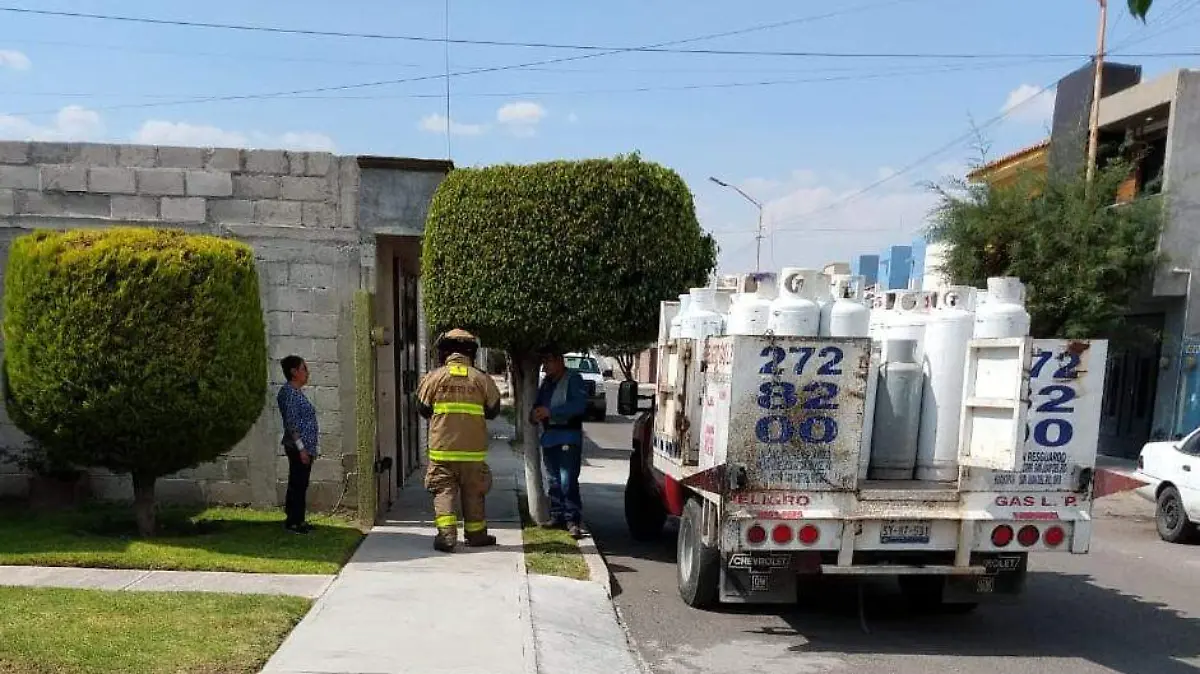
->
[417,353,502,462]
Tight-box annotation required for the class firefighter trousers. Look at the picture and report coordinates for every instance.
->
[425,460,493,545]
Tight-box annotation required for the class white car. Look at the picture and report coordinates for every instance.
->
[1135,429,1200,543]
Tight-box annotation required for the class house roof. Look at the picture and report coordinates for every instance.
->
[966,139,1050,181]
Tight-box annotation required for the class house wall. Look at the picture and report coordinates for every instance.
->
[0,141,448,509]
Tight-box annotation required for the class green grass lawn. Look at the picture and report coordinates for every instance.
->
[0,504,364,574]
[0,586,310,674]
[516,492,589,581]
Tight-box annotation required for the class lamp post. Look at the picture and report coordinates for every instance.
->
[709,176,765,272]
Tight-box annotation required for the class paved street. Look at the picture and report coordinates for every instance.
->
[581,419,1200,674]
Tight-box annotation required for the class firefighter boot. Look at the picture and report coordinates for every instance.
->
[434,527,458,553]
[465,531,497,547]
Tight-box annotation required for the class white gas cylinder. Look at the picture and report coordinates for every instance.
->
[728,273,776,336]
[974,277,1030,338]
[915,285,978,482]
[681,287,724,340]
[669,293,691,339]
[768,268,821,337]
[882,290,934,362]
[824,276,871,337]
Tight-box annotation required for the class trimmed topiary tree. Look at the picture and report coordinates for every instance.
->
[423,154,716,520]
[3,228,267,535]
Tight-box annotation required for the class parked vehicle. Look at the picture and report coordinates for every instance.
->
[619,272,1111,611]
[1135,430,1200,543]
[540,352,611,422]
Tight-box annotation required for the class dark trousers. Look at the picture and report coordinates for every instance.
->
[542,443,583,524]
[284,447,313,527]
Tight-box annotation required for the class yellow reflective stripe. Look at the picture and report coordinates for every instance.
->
[429,449,488,462]
[435,515,458,528]
[449,364,469,377]
[433,402,485,416]
[464,521,487,533]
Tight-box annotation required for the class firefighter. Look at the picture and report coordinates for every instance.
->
[417,329,503,553]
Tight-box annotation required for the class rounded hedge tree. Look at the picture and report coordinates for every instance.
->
[3,228,267,535]
[423,154,716,520]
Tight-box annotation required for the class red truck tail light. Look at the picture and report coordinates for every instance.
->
[771,524,793,544]
[797,524,820,545]
[991,525,1014,547]
[1043,525,1066,547]
[747,524,767,545]
[1017,525,1040,547]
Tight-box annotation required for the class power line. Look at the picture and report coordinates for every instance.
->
[3,3,1194,60]
[761,71,1077,233]
[0,1,947,118]
[0,56,1074,107]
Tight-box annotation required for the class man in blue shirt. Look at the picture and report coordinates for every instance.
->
[278,355,319,534]
[532,347,589,538]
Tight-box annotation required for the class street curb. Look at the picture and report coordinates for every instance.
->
[578,536,613,598]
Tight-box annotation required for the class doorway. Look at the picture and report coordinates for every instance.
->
[1099,313,1164,458]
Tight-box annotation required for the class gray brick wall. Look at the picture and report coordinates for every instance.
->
[0,141,366,510]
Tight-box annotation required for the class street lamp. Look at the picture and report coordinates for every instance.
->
[709,176,765,273]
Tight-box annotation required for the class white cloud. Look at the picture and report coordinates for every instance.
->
[418,113,487,136]
[701,169,938,275]
[0,105,104,141]
[496,101,547,137]
[1001,83,1056,125]
[133,120,336,151]
[134,121,248,147]
[0,49,31,71]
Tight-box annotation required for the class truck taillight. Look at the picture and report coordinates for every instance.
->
[798,524,820,545]
[771,525,792,544]
[747,525,767,545]
[991,525,1014,547]
[1043,525,1066,547]
[1017,525,1040,547]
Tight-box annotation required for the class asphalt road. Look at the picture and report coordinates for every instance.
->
[580,419,1200,674]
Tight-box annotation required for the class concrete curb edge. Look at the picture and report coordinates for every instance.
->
[578,536,613,598]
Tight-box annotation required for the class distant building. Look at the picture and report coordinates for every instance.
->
[851,255,880,287]
[877,245,913,290]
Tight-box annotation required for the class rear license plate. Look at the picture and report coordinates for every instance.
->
[879,520,932,544]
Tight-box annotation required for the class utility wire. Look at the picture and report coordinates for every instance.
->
[0,1,949,118]
[760,70,1077,233]
[1,3,1194,60]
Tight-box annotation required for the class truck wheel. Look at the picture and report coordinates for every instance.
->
[624,454,666,541]
[677,498,719,609]
[1156,485,1198,543]
[897,576,978,614]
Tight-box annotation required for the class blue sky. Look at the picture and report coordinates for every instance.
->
[1,0,1198,273]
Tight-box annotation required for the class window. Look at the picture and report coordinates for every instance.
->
[565,356,599,373]
[1179,429,1200,456]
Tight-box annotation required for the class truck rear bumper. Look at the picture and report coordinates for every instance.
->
[819,564,987,576]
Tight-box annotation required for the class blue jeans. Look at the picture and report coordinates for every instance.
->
[542,443,583,524]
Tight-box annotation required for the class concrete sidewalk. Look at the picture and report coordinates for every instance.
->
[261,434,534,674]
[261,420,643,674]
[0,565,333,598]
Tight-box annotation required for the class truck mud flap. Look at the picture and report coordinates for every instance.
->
[718,551,818,604]
[944,553,1029,603]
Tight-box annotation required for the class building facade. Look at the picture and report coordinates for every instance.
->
[0,140,450,511]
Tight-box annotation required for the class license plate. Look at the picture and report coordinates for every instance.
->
[879,520,932,544]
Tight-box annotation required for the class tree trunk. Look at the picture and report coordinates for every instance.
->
[131,471,157,537]
[511,350,548,524]
[509,364,524,444]
[617,353,636,381]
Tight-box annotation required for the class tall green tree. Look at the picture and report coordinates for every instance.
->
[423,154,716,520]
[927,157,1163,339]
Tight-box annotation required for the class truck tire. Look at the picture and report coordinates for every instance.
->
[677,498,719,609]
[898,576,978,614]
[624,453,667,541]
[1156,485,1198,543]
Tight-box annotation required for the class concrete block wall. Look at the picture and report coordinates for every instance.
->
[0,141,366,510]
